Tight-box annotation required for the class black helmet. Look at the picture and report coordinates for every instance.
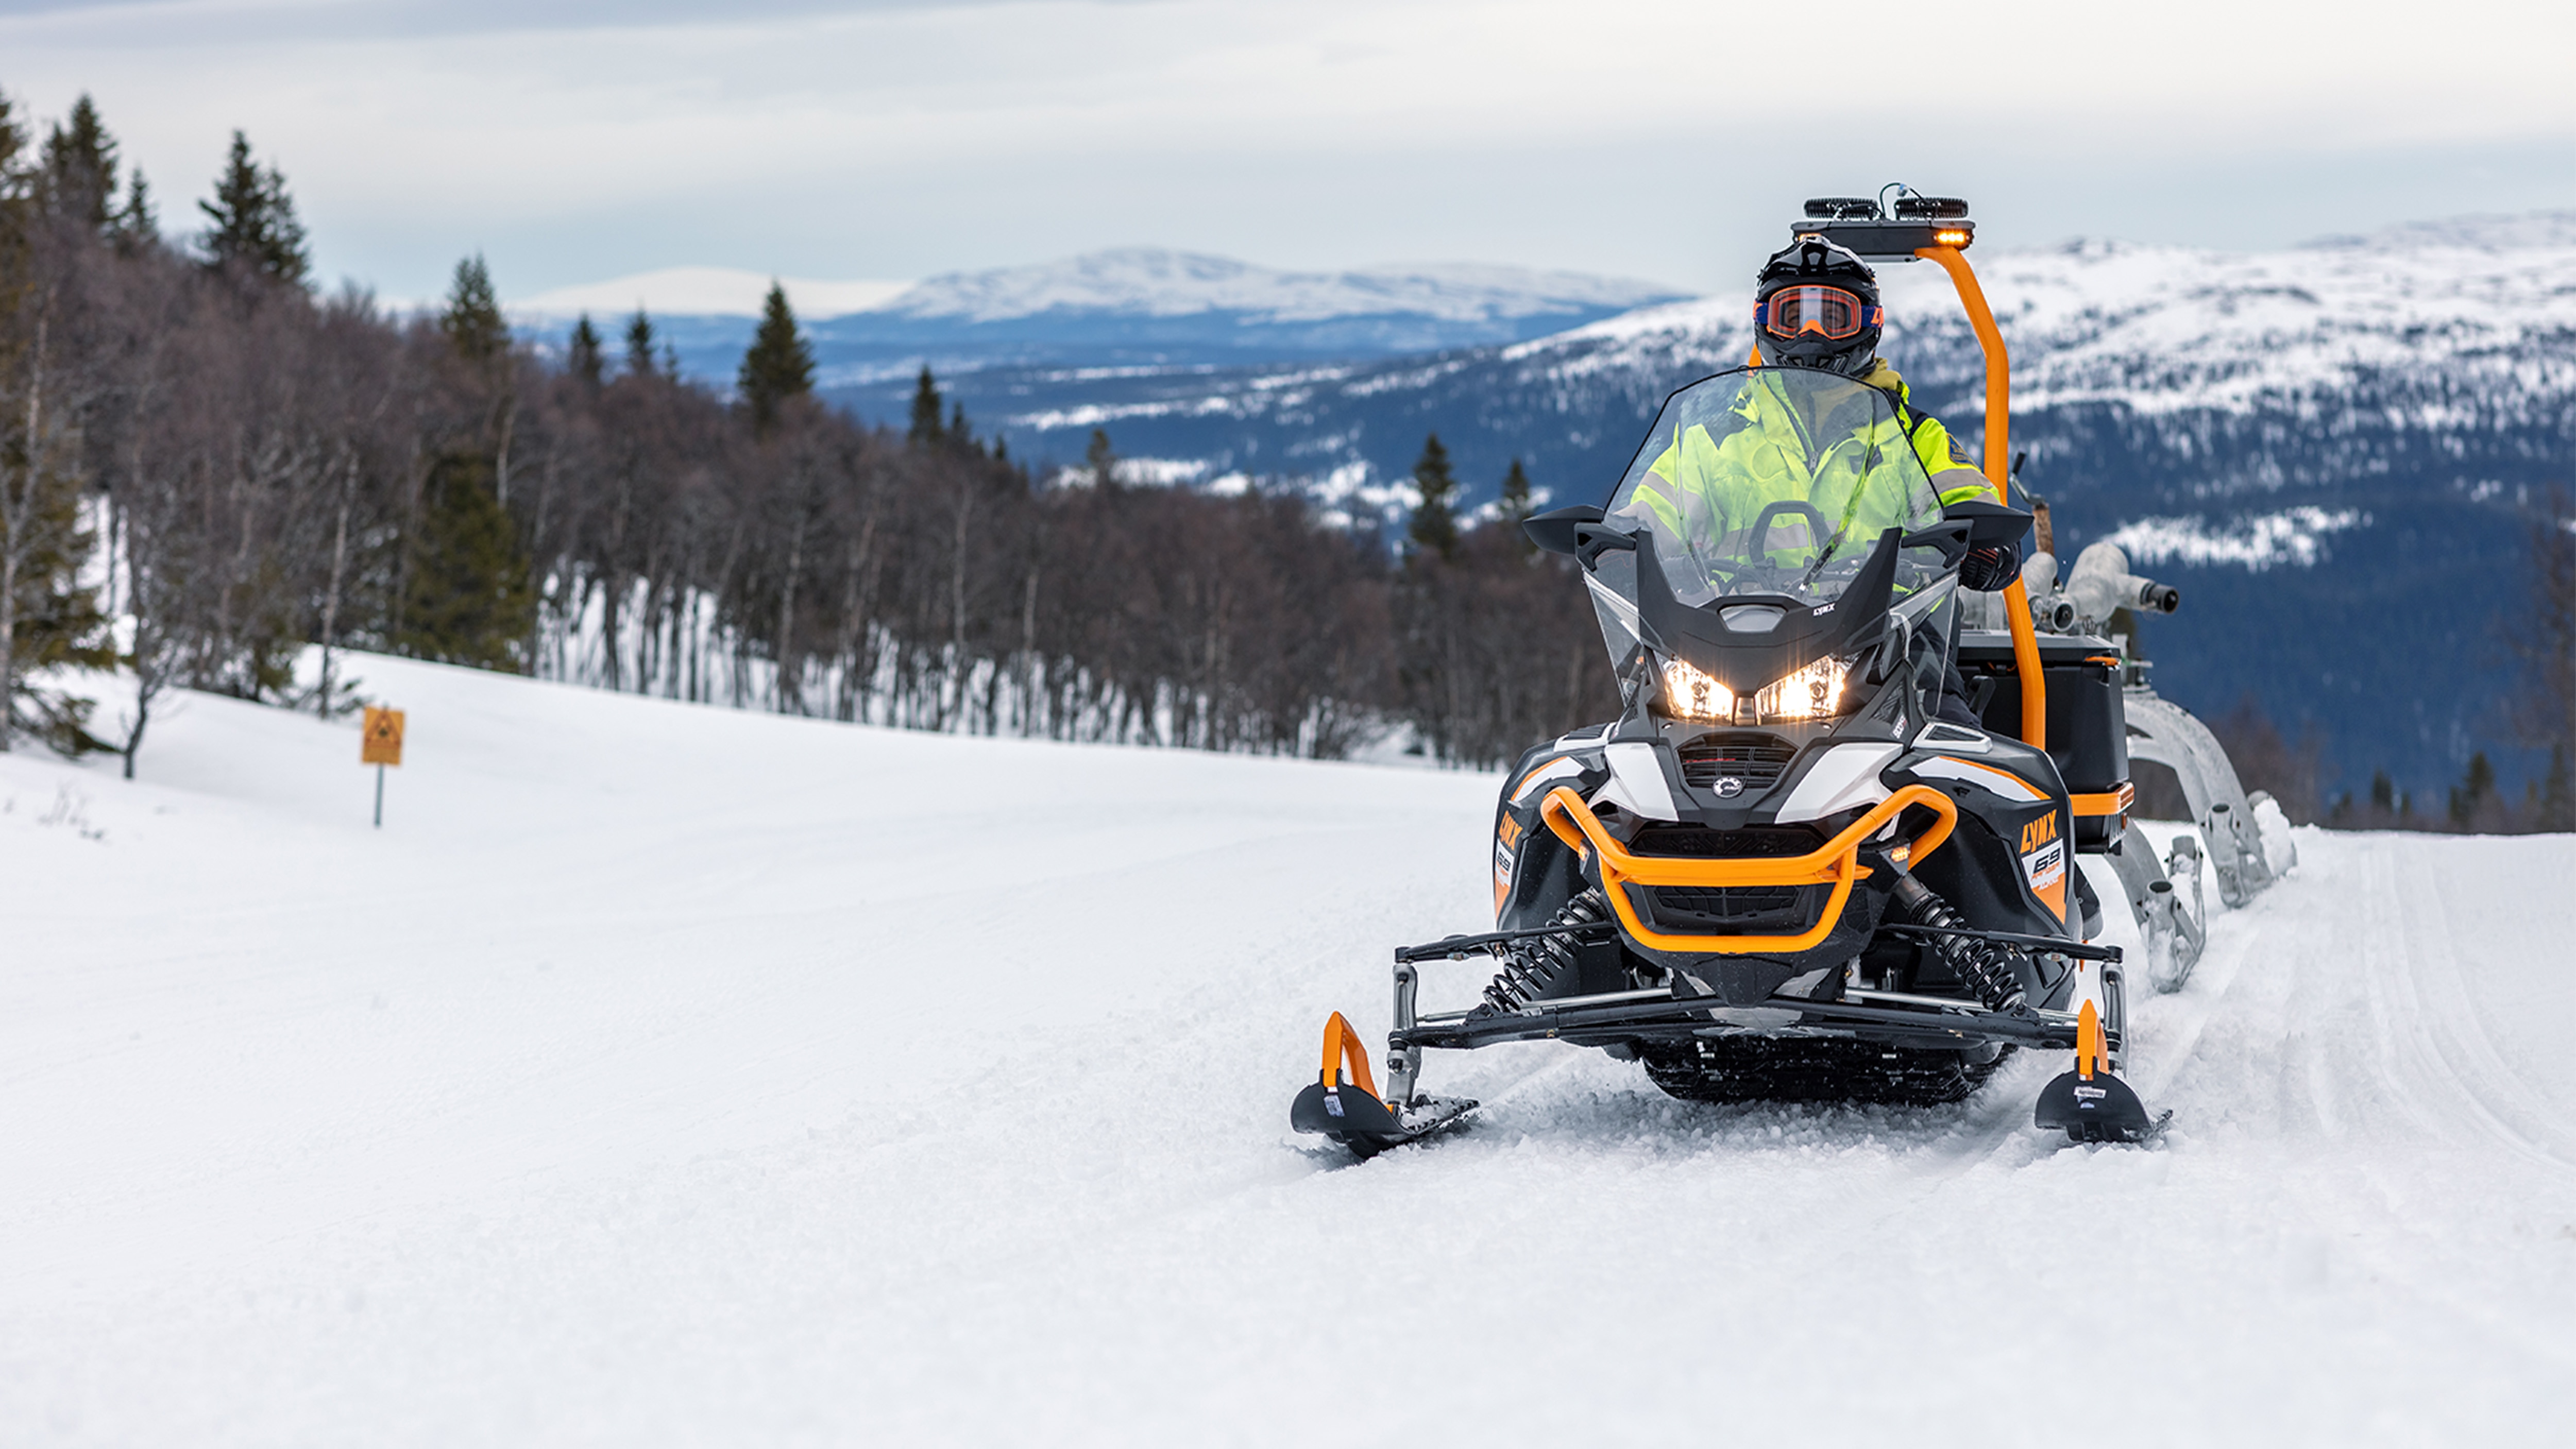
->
[1753,237,1883,377]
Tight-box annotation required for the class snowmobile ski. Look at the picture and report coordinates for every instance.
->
[1289,1012,1476,1158]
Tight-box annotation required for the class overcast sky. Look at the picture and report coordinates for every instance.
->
[7,0,2574,303]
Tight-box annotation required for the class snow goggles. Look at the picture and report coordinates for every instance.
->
[1758,285,1881,341]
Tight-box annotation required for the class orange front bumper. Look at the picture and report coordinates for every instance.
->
[1538,783,1958,955]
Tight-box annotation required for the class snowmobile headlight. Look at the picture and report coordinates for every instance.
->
[1660,658,1734,723]
[1659,656,1851,724]
[1762,655,1852,721]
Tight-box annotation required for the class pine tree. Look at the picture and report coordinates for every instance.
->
[393,453,536,671]
[1085,428,1118,490]
[197,130,309,286]
[40,94,117,230]
[737,282,815,433]
[1499,457,1535,551]
[1408,432,1459,562]
[624,309,657,379]
[2541,743,2574,832]
[2448,750,2496,827]
[2369,770,2394,813]
[908,365,944,447]
[567,315,604,386]
[107,169,156,251]
[439,253,508,365]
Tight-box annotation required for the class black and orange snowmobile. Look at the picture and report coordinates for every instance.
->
[1294,193,2162,1155]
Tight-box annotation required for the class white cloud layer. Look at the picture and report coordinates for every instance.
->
[7,0,2573,298]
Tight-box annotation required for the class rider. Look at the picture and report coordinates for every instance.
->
[1633,236,2024,722]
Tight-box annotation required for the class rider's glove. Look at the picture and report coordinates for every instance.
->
[1960,542,2021,593]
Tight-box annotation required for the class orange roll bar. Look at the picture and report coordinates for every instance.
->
[1538,783,1957,955]
[1918,244,2045,751]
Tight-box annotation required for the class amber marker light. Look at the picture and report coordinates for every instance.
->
[1933,228,1971,247]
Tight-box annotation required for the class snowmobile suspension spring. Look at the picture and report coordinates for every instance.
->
[1887,874,2028,1013]
[1482,891,1609,1014]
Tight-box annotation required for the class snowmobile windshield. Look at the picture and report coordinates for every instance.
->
[1601,367,1950,611]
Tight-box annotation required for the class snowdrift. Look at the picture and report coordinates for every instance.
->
[4,656,2571,1444]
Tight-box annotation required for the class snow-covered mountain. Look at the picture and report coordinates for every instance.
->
[513,249,1689,378]
[8,651,2573,1443]
[867,214,2576,797]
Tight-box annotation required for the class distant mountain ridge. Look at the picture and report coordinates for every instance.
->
[513,248,1689,377]
[822,213,2576,798]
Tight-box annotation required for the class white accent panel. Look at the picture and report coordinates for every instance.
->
[1914,722,1992,754]
[1913,754,2046,802]
[1774,743,1902,824]
[1597,741,1680,821]
[1509,754,1585,805]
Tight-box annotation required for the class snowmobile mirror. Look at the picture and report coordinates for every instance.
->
[1939,497,2033,549]
[1522,503,1605,557]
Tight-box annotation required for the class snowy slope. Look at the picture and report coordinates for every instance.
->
[512,268,912,322]
[6,658,2572,1445]
[871,247,1685,327]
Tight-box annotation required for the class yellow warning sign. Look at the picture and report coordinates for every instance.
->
[361,707,405,766]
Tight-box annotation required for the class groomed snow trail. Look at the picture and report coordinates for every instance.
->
[4,656,2570,1446]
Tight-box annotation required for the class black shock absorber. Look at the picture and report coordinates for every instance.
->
[1479,890,1610,1014]
[1886,870,2029,1013]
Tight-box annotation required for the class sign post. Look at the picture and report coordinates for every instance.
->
[361,706,405,827]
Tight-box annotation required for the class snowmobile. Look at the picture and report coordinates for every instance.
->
[1294,193,2178,1155]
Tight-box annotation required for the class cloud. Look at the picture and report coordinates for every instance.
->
[8,0,2572,299]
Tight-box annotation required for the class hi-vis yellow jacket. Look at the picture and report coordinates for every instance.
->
[1629,361,1993,564]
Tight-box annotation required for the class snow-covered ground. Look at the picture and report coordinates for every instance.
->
[5,656,2571,1445]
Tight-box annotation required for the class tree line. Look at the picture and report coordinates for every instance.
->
[0,90,1616,778]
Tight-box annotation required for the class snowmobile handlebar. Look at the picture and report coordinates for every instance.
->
[1537,782,1958,956]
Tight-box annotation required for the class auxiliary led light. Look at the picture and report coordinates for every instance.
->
[1933,228,1971,247]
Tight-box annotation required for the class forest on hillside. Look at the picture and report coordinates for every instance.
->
[2,88,2565,830]
[0,92,1613,778]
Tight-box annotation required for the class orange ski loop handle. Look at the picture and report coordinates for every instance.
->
[1917,242,2045,752]
[1537,783,1957,954]
[1317,1011,1383,1103]
[2075,1000,2106,1082]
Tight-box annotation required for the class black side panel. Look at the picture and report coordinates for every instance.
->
[1968,657,2129,849]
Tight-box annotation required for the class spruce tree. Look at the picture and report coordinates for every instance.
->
[1408,432,1460,562]
[737,281,815,432]
[394,453,536,671]
[624,309,657,379]
[2448,751,2496,826]
[908,365,944,447]
[1499,457,1535,551]
[197,130,309,286]
[107,169,156,250]
[40,94,117,230]
[567,314,605,386]
[2369,769,2394,813]
[1085,428,1118,489]
[439,253,508,364]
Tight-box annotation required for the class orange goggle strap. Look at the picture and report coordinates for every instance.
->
[1757,284,1882,340]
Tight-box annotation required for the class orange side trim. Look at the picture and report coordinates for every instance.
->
[2070,782,2136,817]
[1539,784,1956,955]
[1918,243,2043,751]
[1317,1011,1383,1102]
[2074,999,2105,1082]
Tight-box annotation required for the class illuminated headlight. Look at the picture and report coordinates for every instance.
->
[1762,656,1852,720]
[1661,658,1734,722]
[1660,656,1851,724]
